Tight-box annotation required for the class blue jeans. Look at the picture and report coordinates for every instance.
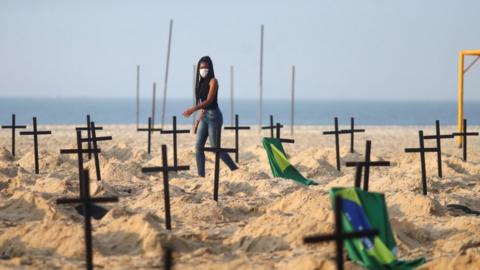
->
[195,108,238,177]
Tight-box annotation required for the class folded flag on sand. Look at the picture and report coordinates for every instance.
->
[331,187,426,270]
[262,137,317,185]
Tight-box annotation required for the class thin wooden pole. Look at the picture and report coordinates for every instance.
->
[161,19,173,129]
[230,65,234,126]
[259,24,264,131]
[290,65,295,135]
[152,83,157,129]
[136,65,140,130]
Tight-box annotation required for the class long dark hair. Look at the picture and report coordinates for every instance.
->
[195,56,215,105]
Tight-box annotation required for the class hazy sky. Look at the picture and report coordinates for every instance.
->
[1,0,480,101]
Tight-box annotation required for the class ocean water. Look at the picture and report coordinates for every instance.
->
[0,97,479,126]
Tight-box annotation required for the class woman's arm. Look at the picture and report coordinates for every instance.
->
[183,79,217,117]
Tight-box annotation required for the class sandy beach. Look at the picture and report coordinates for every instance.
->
[0,124,479,269]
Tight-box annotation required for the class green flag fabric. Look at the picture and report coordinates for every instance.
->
[262,137,317,185]
[330,187,426,270]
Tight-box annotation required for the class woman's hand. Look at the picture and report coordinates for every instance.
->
[182,107,195,117]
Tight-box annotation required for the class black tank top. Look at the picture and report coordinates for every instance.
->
[198,78,219,110]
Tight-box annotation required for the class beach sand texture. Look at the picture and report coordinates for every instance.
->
[0,125,479,269]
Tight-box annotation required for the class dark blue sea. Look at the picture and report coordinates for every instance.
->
[0,98,478,126]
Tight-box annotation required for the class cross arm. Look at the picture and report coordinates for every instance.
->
[303,229,379,243]
[323,130,351,135]
[423,134,454,139]
[404,148,437,153]
[1,125,27,129]
[161,130,190,134]
[80,136,112,142]
[76,127,103,131]
[142,165,190,173]
[452,132,479,136]
[345,161,390,167]
[202,147,236,153]
[60,149,101,154]
[339,129,365,133]
[20,131,52,135]
[224,126,251,130]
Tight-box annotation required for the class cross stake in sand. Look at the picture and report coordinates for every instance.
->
[19,117,52,174]
[345,140,390,191]
[261,115,283,138]
[202,129,236,202]
[224,114,251,162]
[163,247,173,270]
[137,117,162,154]
[405,130,438,195]
[60,130,101,197]
[452,119,478,162]
[75,115,103,160]
[142,144,189,230]
[423,120,453,177]
[275,122,295,143]
[56,169,118,270]
[160,116,190,171]
[340,117,365,153]
[1,114,27,156]
[79,121,112,180]
[304,195,379,270]
[323,117,351,171]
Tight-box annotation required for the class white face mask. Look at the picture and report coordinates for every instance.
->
[199,68,209,78]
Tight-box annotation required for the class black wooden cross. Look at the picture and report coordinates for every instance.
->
[323,117,351,171]
[345,140,390,191]
[405,130,438,195]
[202,129,236,202]
[137,117,162,154]
[79,121,112,181]
[141,144,189,230]
[452,119,478,162]
[19,117,52,174]
[339,117,365,153]
[304,195,379,270]
[275,123,295,144]
[224,114,251,163]
[163,247,173,270]
[60,130,101,198]
[423,120,453,177]
[56,169,118,270]
[1,114,27,157]
[160,116,190,171]
[262,115,283,138]
[75,115,103,160]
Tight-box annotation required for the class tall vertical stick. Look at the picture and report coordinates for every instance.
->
[161,19,174,129]
[32,117,39,174]
[230,65,234,126]
[334,117,340,171]
[259,24,264,131]
[290,65,295,135]
[136,65,140,130]
[161,144,172,230]
[152,83,157,129]
[419,131,427,196]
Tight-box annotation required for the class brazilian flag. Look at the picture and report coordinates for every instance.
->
[331,187,426,269]
[262,137,317,185]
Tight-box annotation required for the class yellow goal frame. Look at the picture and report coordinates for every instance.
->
[458,50,480,146]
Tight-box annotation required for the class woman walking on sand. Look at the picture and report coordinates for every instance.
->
[183,56,238,177]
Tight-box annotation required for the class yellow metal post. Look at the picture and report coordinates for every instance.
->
[457,50,480,147]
